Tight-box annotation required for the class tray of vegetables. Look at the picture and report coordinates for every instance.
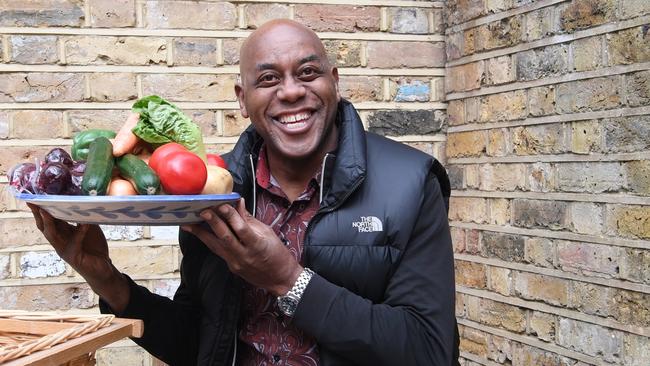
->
[8,96,240,225]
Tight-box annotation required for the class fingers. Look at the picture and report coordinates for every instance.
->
[181,223,239,264]
[35,208,69,253]
[236,198,252,218]
[215,201,257,245]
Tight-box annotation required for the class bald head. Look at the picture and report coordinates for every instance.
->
[232,18,341,171]
[239,19,331,84]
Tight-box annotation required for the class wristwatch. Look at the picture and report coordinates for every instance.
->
[277,267,314,317]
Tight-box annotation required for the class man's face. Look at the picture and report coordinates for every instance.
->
[235,23,341,163]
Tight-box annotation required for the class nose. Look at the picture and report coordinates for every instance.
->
[276,77,306,102]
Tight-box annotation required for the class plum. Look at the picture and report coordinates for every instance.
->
[36,162,71,195]
[44,148,74,167]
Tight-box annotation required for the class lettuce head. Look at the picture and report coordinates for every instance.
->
[131,95,207,161]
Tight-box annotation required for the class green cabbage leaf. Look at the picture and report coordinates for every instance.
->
[131,95,206,161]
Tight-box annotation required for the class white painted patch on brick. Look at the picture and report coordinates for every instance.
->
[101,225,143,241]
[570,202,604,235]
[558,318,623,363]
[150,226,179,240]
[152,279,181,299]
[0,255,10,279]
[20,251,66,278]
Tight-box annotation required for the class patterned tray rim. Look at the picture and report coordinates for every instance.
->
[13,192,241,203]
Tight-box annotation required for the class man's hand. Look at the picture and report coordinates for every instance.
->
[28,203,130,313]
[181,198,303,296]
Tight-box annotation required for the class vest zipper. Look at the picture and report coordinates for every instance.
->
[249,154,257,218]
[318,153,331,204]
[228,154,257,365]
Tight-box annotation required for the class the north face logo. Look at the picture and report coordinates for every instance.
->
[352,216,383,232]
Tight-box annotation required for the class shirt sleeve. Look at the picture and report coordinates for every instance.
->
[99,234,207,365]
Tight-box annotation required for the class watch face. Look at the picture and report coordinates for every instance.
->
[278,296,298,315]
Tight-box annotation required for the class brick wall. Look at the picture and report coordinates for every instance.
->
[446,0,650,365]
[0,1,446,364]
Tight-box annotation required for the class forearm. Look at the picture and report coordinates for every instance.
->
[87,264,130,314]
[99,275,200,365]
[294,168,456,365]
[293,274,455,366]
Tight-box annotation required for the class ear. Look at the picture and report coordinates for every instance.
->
[332,67,341,101]
[234,81,249,118]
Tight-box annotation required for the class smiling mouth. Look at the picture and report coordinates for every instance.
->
[273,112,312,131]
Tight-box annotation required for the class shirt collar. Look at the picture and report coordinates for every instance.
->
[255,144,324,198]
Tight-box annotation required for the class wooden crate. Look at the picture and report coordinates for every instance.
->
[0,311,143,366]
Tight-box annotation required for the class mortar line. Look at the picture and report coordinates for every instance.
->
[0,64,445,76]
[455,253,650,295]
[447,14,650,67]
[458,286,650,338]
[457,318,605,365]
[166,37,174,66]
[0,27,442,42]
[0,273,180,287]
[446,61,650,101]
[216,109,224,137]
[237,4,246,29]
[451,189,650,206]
[57,37,66,64]
[380,7,389,32]
[84,0,91,27]
[0,101,447,110]
[458,351,501,366]
[227,0,441,7]
[2,35,10,61]
[447,151,650,165]
[449,222,650,250]
[447,105,650,133]
[445,0,568,34]
[135,0,144,27]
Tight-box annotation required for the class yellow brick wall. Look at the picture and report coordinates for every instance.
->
[446,0,650,365]
[0,1,446,364]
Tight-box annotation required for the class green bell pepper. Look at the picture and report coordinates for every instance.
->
[72,129,116,160]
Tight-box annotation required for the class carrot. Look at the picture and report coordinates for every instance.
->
[107,178,138,196]
[112,112,141,157]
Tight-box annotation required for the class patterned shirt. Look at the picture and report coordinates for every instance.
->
[238,145,321,366]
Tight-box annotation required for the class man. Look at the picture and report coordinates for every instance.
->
[29,19,458,365]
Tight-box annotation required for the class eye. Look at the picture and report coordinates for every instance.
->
[257,73,279,86]
[299,67,320,80]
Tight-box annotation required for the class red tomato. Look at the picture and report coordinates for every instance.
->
[148,143,187,172]
[206,153,228,169]
[154,151,207,195]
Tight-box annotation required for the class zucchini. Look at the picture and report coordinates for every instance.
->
[81,137,114,196]
[116,154,161,195]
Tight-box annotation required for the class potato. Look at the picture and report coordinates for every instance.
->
[201,166,233,194]
[107,178,137,195]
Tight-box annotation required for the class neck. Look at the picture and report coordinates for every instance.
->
[268,155,321,202]
[266,125,338,202]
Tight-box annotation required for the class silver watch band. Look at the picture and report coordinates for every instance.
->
[288,267,314,300]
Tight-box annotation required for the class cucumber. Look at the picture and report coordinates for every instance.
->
[81,137,114,196]
[116,154,161,195]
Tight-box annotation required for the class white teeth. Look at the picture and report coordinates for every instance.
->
[284,121,307,130]
[278,112,311,124]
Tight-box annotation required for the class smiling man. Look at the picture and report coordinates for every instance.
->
[28,19,458,366]
[172,19,459,365]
